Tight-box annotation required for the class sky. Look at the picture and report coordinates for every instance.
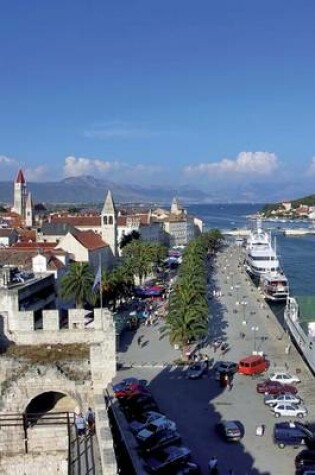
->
[1,1,315,201]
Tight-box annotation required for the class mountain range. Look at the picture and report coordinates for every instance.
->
[0,176,212,205]
[0,175,312,205]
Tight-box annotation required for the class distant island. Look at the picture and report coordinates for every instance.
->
[260,194,315,220]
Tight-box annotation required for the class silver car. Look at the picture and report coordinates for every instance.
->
[264,393,302,407]
[272,403,308,418]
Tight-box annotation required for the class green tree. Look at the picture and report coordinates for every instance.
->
[119,230,141,249]
[60,262,94,308]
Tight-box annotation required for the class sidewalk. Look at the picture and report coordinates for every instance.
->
[208,243,313,385]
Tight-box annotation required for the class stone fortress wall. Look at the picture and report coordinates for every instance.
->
[0,307,117,475]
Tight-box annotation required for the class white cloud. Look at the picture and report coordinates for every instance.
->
[184,151,279,177]
[63,156,123,177]
[306,157,315,176]
[0,155,16,165]
[25,166,47,181]
[63,155,165,180]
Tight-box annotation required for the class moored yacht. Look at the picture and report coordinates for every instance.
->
[245,220,280,279]
[260,271,289,302]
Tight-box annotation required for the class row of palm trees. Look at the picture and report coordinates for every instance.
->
[166,230,223,357]
[60,240,168,309]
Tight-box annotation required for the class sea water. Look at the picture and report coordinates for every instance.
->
[188,203,315,296]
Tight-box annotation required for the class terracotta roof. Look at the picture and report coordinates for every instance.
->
[0,248,64,271]
[15,169,26,184]
[72,230,108,250]
[117,213,150,227]
[50,216,101,227]
[16,229,37,242]
[0,228,15,237]
[117,216,127,226]
[11,242,57,250]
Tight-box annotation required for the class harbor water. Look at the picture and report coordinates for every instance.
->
[188,203,315,296]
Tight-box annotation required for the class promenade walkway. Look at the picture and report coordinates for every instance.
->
[114,241,315,475]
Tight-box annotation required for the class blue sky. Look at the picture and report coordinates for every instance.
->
[1,1,315,200]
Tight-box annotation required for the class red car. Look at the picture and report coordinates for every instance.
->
[114,383,150,399]
[256,380,298,395]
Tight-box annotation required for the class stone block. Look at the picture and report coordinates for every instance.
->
[42,310,59,330]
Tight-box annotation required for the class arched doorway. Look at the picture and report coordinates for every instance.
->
[25,391,79,425]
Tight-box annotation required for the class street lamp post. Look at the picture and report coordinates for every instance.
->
[241,300,248,325]
[252,326,259,354]
[234,284,240,305]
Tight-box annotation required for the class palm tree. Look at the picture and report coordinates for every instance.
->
[60,262,94,308]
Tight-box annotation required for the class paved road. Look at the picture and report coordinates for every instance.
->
[115,242,315,475]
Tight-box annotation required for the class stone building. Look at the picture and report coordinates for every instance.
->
[0,269,117,474]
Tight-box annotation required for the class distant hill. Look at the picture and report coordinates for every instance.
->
[0,176,211,205]
[261,194,315,214]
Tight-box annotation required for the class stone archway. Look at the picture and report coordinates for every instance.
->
[25,391,79,417]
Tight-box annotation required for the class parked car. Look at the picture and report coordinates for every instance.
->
[269,371,301,385]
[264,393,302,407]
[187,361,207,379]
[129,411,167,434]
[215,420,244,442]
[295,450,315,474]
[214,361,239,380]
[271,403,308,418]
[112,377,148,393]
[238,355,269,375]
[137,429,182,453]
[120,394,159,419]
[114,382,150,399]
[137,419,177,443]
[143,445,191,473]
[256,380,298,395]
[273,422,315,449]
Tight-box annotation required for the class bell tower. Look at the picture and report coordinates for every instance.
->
[13,169,27,217]
[25,192,33,227]
[101,190,117,258]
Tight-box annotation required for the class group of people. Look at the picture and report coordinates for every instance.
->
[74,407,95,437]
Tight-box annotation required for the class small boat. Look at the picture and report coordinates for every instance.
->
[284,296,315,374]
[260,272,289,302]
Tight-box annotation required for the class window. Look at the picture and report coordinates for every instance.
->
[103,216,108,225]
[109,216,113,225]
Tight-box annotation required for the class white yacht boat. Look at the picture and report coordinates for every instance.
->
[260,271,289,302]
[284,296,315,374]
[245,221,280,279]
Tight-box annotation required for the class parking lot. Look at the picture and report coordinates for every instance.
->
[113,243,315,475]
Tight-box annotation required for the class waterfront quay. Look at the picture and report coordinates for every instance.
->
[114,241,315,475]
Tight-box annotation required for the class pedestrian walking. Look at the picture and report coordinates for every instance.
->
[208,456,219,474]
[75,413,86,438]
[86,407,95,435]
[204,354,209,369]
[228,375,233,391]
[137,335,143,346]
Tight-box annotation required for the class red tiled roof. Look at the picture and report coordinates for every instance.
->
[117,216,127,226]
[16,229,37,242]
[11,242,57,250]
[0,248,64,270]
[0,228,15,237]
[50,216,101,227]
[72,230,108,250]
[15,169,26,184]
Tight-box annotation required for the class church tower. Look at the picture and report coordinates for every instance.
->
[25,192,33,227]
[101,190,117,258]
[13,169,27,217]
